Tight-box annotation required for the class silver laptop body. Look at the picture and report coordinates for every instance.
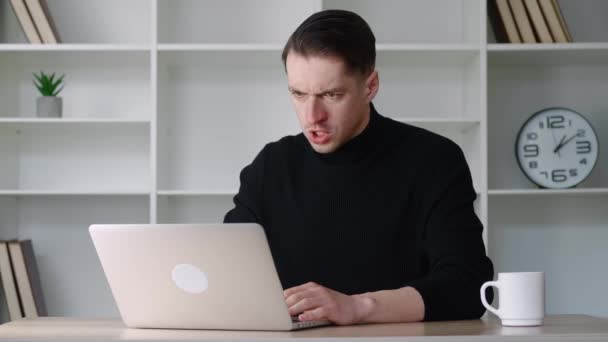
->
[89,223,330,331]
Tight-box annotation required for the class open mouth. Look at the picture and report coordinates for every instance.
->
[310,130,331,145]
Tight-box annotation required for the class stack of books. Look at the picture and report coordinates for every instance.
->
[9,0,61,44]
[0,240,47,322]
[489,0,572,43]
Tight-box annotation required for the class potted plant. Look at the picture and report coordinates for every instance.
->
[33,71,64,118]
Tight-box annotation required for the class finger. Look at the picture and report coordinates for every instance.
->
[283,282,319,298]
[288,296,324,316]
[285,285,329,307]
[299,306,327,322]
[285,288,316,307]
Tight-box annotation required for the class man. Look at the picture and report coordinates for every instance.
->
[224,9,493,325]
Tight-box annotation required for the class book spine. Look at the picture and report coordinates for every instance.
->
[496,0,523,43]
[551,0,573,42]
[9,0,42,44]
[488,0,509,43]
[0,241,23,320]
[524,0,554,43]
[24,0,59,44]
[509,0,537,43]
[22,240,47,316]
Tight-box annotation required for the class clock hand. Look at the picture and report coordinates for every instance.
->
[554,134,577,153]
[553,134,566,155]
[550,128,562,157]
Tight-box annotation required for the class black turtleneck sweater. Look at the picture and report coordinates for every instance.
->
[224,105,494,321]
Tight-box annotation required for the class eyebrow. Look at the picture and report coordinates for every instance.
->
[288,86,346,95]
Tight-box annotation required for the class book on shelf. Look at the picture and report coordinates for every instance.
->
[509,0,537,43]
[0,241,23,321]
[9,0,42,44]
[8,240,47,318]
[539,0,572,43]
[524,0,554,43]
[23,0,61,44]
[488,0,522,43]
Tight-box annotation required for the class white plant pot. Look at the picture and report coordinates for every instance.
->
[36,96,62,118]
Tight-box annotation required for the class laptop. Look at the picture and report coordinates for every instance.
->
[89,223,331,331]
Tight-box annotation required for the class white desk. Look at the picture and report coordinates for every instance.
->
[0,315,607,341]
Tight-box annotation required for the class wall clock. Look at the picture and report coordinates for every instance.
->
[515,107,599,189]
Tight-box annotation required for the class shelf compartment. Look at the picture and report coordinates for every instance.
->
[0,51,150,120]
[0,124,150,192]
[157,50,300,192]
[489,196,608,317]
[323,0,481,44]
[158,195,234,224]
[157,0,318,44]
[488,62,608,190]
[374,49,481,120]
[487,0,608,44]
[0,0,151,44]
[2,195,149,317]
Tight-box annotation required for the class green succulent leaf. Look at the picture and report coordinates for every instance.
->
[52,85,64,97]
[33,71,65,97]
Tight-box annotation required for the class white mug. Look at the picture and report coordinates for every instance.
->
[480,272,545,326]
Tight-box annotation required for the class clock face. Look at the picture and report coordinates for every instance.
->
[516,108,599,189]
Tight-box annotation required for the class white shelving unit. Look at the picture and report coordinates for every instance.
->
[485,1,608,319]
[0,0,606,321]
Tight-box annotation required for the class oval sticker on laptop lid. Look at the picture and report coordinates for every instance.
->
[171,264,209,294]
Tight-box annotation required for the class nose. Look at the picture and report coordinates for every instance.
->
[305,96,328,125]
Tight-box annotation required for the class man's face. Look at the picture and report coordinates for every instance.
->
[286,53,378,154]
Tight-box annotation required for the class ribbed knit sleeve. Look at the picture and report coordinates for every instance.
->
[407,139,494,321]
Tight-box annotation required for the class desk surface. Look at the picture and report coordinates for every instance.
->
[0,315,607,342]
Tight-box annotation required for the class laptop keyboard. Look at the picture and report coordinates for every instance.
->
[291,316,331,329]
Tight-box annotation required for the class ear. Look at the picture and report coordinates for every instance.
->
[365,70,379,102]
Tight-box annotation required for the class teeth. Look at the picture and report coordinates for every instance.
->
[311,131,328,140]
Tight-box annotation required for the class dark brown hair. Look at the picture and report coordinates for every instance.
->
[281,9,376,76]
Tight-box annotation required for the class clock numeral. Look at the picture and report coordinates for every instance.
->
[569,120,572,127]
[526,132,538,140]
[577,129,586,138]
[539,121,545,129]
[547,115,565,129]
[540,171,549,179]
[552,169,568,183]
[523,144,539,158]
[529,161,538,169]
[580,158,588,165]
[569,169,578,177]
[576,141,592,154]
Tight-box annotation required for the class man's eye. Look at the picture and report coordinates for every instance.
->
[324,92,341,99]
[291,91,305,98]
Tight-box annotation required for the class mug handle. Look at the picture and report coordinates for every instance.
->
[480,281,501,317]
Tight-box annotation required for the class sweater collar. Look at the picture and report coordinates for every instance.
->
[305,103,382,164]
